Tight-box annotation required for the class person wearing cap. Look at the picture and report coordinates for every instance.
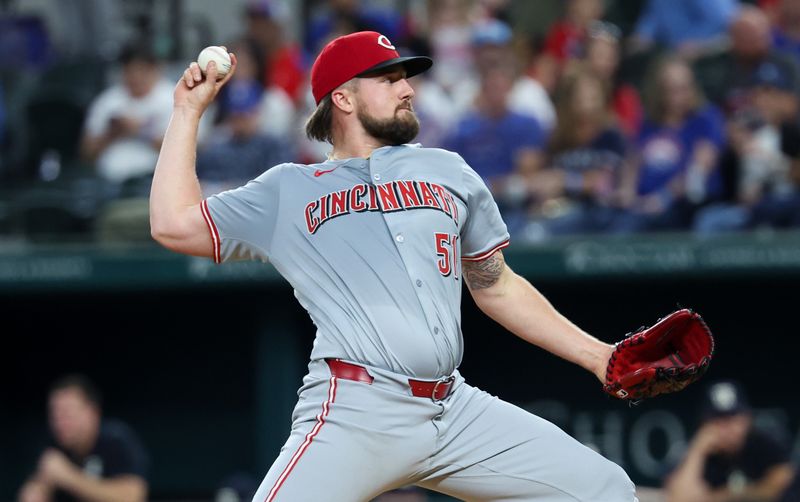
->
[470,18,556,133]
[694,60,800,234]
[664,381,795,502]
[693,5,800,117]
[150,30,635,501]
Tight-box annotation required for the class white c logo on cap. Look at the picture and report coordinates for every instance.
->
[377,35,395,50]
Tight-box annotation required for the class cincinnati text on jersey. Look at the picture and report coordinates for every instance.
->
[305,180,460,234]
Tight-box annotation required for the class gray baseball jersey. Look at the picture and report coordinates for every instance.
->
[203,144,509,379]
[201,144,636,501]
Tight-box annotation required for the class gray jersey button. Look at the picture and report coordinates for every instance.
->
[396,234,404,243]
[373,173,381,181]
[416,279,422,287]
[434,327,440,334]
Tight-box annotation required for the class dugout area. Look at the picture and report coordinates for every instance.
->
[2,233,799,500]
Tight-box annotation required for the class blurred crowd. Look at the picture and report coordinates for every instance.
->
[2,0,800,245]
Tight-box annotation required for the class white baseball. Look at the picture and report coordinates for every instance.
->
[197,46,231,80]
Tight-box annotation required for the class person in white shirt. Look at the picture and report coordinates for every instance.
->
[80,43,173,185]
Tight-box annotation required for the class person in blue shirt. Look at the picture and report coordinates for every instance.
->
[443,63,546,234]
[615,56,725,233]
[694,5,800,117]
[522,65,628,240]
[197,78,295,195]
[770,0,800,67]
[305,0,404,57]
[630,0,740,59]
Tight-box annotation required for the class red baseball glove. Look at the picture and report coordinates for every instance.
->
[604,309,714,402]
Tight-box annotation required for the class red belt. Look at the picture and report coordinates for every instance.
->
[326,359,455,401]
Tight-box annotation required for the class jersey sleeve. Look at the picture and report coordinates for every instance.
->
[202,164,284,263]
[459,161,510,261]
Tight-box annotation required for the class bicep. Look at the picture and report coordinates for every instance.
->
[463,249,509,294]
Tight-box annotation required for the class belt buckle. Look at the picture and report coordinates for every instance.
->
[431,376,455,402]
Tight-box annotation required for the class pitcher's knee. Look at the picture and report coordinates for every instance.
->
[594,461,636,501]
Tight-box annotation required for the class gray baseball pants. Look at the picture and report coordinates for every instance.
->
[252,359,637,502]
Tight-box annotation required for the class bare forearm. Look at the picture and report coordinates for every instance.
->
[60,475,146,502]
[150,106,203,228]
[149,56,235,256]
[708,465,795,502]
[148,105,214,257]
[465,252,612,379]
[664,447,712,501]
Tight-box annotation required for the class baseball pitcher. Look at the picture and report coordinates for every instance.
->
[151,31,711,501]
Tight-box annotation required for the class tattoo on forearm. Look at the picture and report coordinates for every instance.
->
[463,251,505,290]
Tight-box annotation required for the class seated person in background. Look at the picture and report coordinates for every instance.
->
[216,37,295,139]
[628,0,740,60]
[769,0,800,68]
[533,0,606,93]
[471,19,556,134]
[582,20,643,139]
[615,56,725,233]
[197,79,295,196]
[695,61,800,233]
[242,0,306,104]
[417,18,555,143]
[523,65,628,240]
[694,5,800,117]
[17,374,148,502]
[443,62,546,234]
[664,380,795,502]
[80,42,173,186]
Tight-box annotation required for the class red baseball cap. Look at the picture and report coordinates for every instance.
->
[310,31,433,104]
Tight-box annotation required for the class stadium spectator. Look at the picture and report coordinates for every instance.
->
[770,0,800,66]
[629,0,739,60]
[615,57,725,233]
[425,0,477,96]
[305,0,404,57]
[444,62,546,233]
[471,19,556,133]
[79,42,172,187]
[695,61,800,234]
[664,380,795,502]
[582,20,643,139]
[215,37,295,140]
[197,78,294,196]
[17,375,148,502]
[523,66,628,240]
[527,0,604,95]
[243,0,306,103]
[694,4,800,117]
[429,18,555,137]
[542,0,605,64]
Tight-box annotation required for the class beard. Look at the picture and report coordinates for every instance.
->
[357,102,420,146]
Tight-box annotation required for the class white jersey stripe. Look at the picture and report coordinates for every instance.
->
[265,376,337,501]
[200,200,221,264]
[462,239,510,262]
